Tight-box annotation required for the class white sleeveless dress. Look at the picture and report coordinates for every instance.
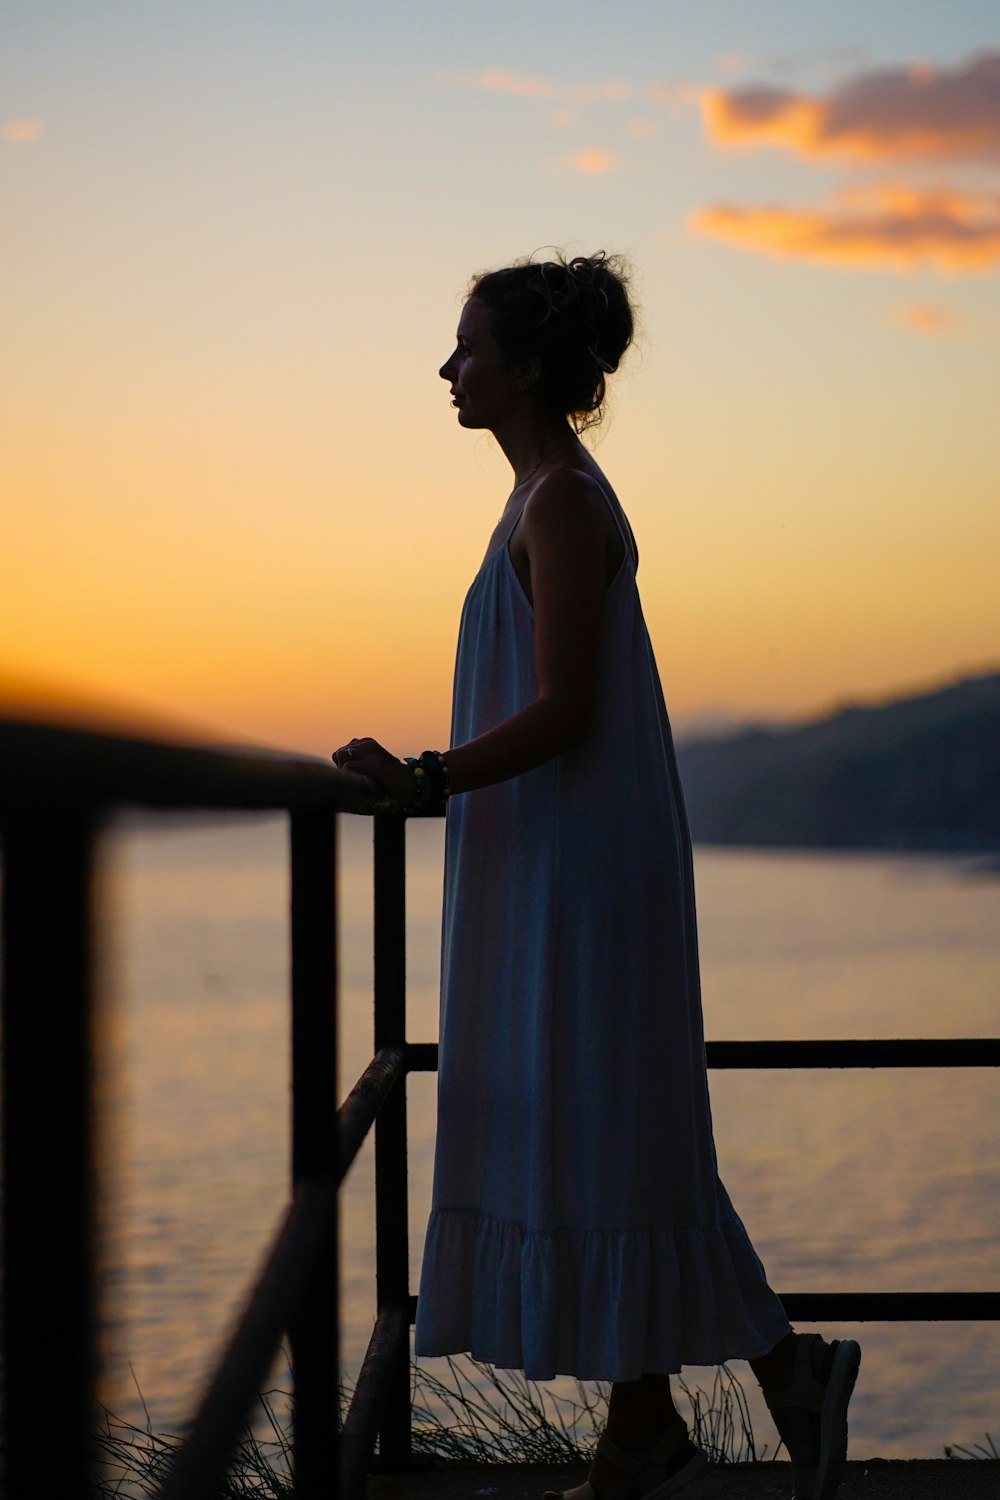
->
[414,476,791,1380]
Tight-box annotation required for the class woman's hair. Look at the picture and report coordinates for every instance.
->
[468,250,634,432]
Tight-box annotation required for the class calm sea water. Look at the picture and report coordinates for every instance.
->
[99,813,1000,1459]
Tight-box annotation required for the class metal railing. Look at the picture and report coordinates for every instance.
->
[0,713,997,1499]
[0,715,382,1498]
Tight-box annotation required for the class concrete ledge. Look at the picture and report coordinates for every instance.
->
[368,1457,1000,1499]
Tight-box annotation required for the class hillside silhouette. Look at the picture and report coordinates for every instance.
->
[675,671,1000,851]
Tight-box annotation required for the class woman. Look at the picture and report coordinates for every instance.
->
[334,252,859,1500]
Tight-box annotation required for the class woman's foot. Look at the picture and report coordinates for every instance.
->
[543,1412,707,1500]
[593,1418,705,1500]
[752,1332,834,1471]
[752,1332,861,1500]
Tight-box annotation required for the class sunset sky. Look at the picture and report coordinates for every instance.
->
[3,2,999,755]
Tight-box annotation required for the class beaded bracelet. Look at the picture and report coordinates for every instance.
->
[419,750,451,804]
[402,751,451,813]
[403,756,431,810]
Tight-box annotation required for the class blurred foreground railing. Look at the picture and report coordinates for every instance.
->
[0,714,998,1499]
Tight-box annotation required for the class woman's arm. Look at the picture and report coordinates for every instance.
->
[334,470,609,799]
[447,469,607,790]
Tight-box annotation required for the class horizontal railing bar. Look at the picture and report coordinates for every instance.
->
[339,1047,407,1183]
[402,1039,1000,1075]
[341,1300,412,1500]
[780,1292,1000,1320]
[0,716,392,815]
[405,1042,440,1072]
[706,1039,1000,1068]
[155,1177,337,1500]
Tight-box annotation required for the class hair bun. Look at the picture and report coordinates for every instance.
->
[567,253,626,376]
[468,249,635,432]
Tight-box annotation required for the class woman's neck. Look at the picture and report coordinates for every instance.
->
[495,412,583,489]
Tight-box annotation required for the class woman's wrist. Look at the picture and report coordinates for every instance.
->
[401,751,451,812]
[383,759,417,805]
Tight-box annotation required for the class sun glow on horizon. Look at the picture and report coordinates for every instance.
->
[3,5,998,758]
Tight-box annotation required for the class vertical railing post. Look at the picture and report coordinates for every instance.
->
[1,803,102,1498]
[289,808,340,1497]
[372,813,412,1465]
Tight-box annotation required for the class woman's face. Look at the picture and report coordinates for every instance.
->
[439,298,525,432]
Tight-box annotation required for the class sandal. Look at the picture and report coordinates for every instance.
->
[761,1334,861,1500]
[542,1413,707,1500]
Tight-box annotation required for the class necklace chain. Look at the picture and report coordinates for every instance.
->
[497,456,544,523]
[514,456,544,491]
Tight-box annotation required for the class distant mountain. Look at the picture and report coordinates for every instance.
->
[672,707,764,744]
[675,671,1000,851]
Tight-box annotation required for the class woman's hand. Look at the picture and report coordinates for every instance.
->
[332,737,415,804]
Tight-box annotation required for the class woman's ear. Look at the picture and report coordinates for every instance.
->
[515,356,541,392]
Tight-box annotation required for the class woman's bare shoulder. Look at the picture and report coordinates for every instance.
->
[521,465,611,529]
[525,465,638,568]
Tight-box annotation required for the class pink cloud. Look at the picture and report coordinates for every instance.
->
[890,302,963,335]
[572,149,615,176]
[472,69,556,99]
[465,71,632,107]
[3,118,43,143]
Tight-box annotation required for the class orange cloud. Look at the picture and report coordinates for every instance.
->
[3,118,43,143]
[891,303,963,335]
[701,50,1000,161]
[572,148,615,176]
[690,185,1000,274]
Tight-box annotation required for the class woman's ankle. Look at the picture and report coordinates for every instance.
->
[749,1330,798,1390]
[606,1374,680,1447]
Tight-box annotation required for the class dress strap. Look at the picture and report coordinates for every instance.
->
[498,468,636,575]
[579,470,638,573]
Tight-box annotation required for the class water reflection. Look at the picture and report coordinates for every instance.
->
[101,816,1000,1457]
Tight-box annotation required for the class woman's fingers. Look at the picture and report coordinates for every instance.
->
[332,736,389,769]
[331,739,413,804]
